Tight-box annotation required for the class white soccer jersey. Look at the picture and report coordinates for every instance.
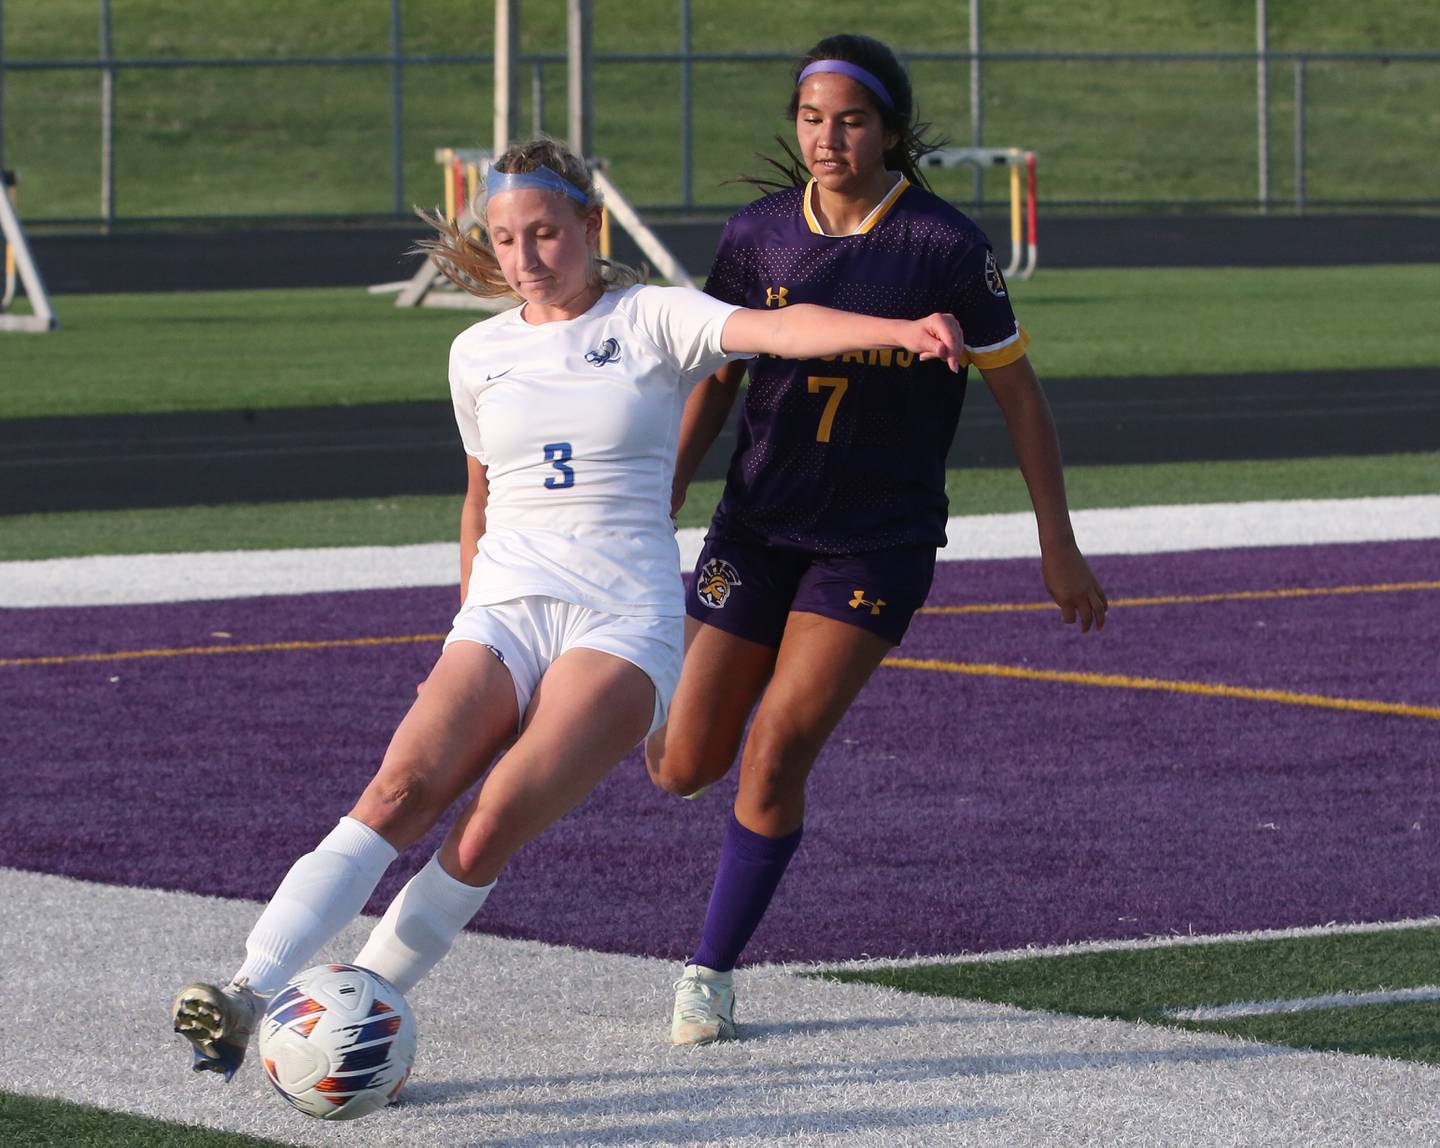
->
[449,284,746,616]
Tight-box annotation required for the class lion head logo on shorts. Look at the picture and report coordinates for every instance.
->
[696,558,742,609]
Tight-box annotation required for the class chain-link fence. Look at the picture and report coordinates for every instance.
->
[2,1,1437,226]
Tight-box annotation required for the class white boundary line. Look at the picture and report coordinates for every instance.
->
[4,496,1438,608]
[1167,986,1440,1022]
[809,915,1440,973]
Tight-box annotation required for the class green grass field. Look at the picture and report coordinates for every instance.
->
[821,924,1440,1065]
[4,1,1438,220]
[0,1091,283,1147]
[5,265,1439,420]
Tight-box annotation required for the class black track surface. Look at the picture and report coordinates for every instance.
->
[3,368,1435,515]
[27,213,1440,295]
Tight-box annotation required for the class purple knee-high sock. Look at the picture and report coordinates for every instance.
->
[690,811,804,972]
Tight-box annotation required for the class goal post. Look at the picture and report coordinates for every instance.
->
[0,169,59,332]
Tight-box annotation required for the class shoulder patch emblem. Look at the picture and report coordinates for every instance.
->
[984,251,1008,298]
[696,558,742,609]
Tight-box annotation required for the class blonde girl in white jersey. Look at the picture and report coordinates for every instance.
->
[171,137,964,1083]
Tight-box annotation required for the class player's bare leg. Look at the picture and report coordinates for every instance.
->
[672,612,891,1045]
[646,617,776,799]
[354,648,656,993]
[733,611,892,837]
[443,647,656,884]
[349,640,522,848]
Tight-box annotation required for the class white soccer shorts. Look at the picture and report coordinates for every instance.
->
[444,596,682,736]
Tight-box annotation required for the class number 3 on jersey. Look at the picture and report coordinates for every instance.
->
[542,442,575,489]
[807,376,849,442]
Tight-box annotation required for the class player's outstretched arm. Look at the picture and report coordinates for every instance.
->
[981,355,1108,632]
[721,305,963,372]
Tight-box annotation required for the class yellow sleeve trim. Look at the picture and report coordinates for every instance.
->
[965,325,1030,370]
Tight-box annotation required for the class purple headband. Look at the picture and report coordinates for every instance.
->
[796,59,895,110]
[485,164,591,206]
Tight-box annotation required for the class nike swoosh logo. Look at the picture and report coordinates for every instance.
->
[486,368,514,381]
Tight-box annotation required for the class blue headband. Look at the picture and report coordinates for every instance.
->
[485,164,591,206]
[797,59,895,110]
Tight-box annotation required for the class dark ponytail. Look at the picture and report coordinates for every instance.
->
[743,33,946,194]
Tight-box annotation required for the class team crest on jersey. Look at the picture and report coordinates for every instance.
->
[764,286,789,308]
[585,337,622,366]
[696,558,742,609]
[984,251,1008,298]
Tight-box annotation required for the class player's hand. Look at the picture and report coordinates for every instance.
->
[1042,540,1108,633]
[910,313,964,373]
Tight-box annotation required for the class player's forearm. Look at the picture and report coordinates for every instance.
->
[725,304,918,360]
[673,364,743,498]
[458,507,485,603]
[458,460,489,603]
[985,362,1078,548]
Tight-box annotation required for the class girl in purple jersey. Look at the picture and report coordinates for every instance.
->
[646,34,1109,1045]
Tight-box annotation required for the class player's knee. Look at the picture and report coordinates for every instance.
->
[739,727,819,801]
[646,732,727,798]
[352,767,440,843]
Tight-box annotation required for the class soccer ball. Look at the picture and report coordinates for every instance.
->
[256,963,417,1121]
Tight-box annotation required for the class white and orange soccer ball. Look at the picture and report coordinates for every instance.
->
[256,963,416,1121]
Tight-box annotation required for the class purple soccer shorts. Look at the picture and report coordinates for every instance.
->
[686,536,936,647]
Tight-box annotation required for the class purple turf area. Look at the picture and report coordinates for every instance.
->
[2,540,1437,963]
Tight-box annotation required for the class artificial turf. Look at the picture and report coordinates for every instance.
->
[820,925,1440,1065]
[0,1091,284,1147]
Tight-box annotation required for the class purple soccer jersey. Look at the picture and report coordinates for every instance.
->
[704,178,1027,555]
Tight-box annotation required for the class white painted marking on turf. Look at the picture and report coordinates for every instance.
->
[3,496,1438,608]
[1166,985,1440,1022]
[4,872,1440,1148]
[820,916,1440,972]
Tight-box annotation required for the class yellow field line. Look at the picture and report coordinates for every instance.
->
[8,623,1437,722]
[919,580,1440,616]
[882,656,1440,721]
[0,633,446,668]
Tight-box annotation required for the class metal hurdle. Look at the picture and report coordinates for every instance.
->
[922,147,1038,280]
[0,168,59,333]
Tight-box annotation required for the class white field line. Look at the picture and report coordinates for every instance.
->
[3,496,1439,608]
[814,916,1440,974]
[4,867,1440,1148]
[1167,986,1440,1023]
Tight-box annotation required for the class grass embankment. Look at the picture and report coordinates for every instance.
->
[5,1,1437,219]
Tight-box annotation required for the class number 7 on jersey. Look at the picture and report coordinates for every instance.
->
[807,376,849,443]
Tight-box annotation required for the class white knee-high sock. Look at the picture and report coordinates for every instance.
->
[352,852,495,995]
[234,817,398,996]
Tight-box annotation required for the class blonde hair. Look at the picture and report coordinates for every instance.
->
[416,136,644,299]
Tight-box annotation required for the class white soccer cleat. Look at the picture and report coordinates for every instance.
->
[172,978,263,1081]
[670,964,736,1046]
